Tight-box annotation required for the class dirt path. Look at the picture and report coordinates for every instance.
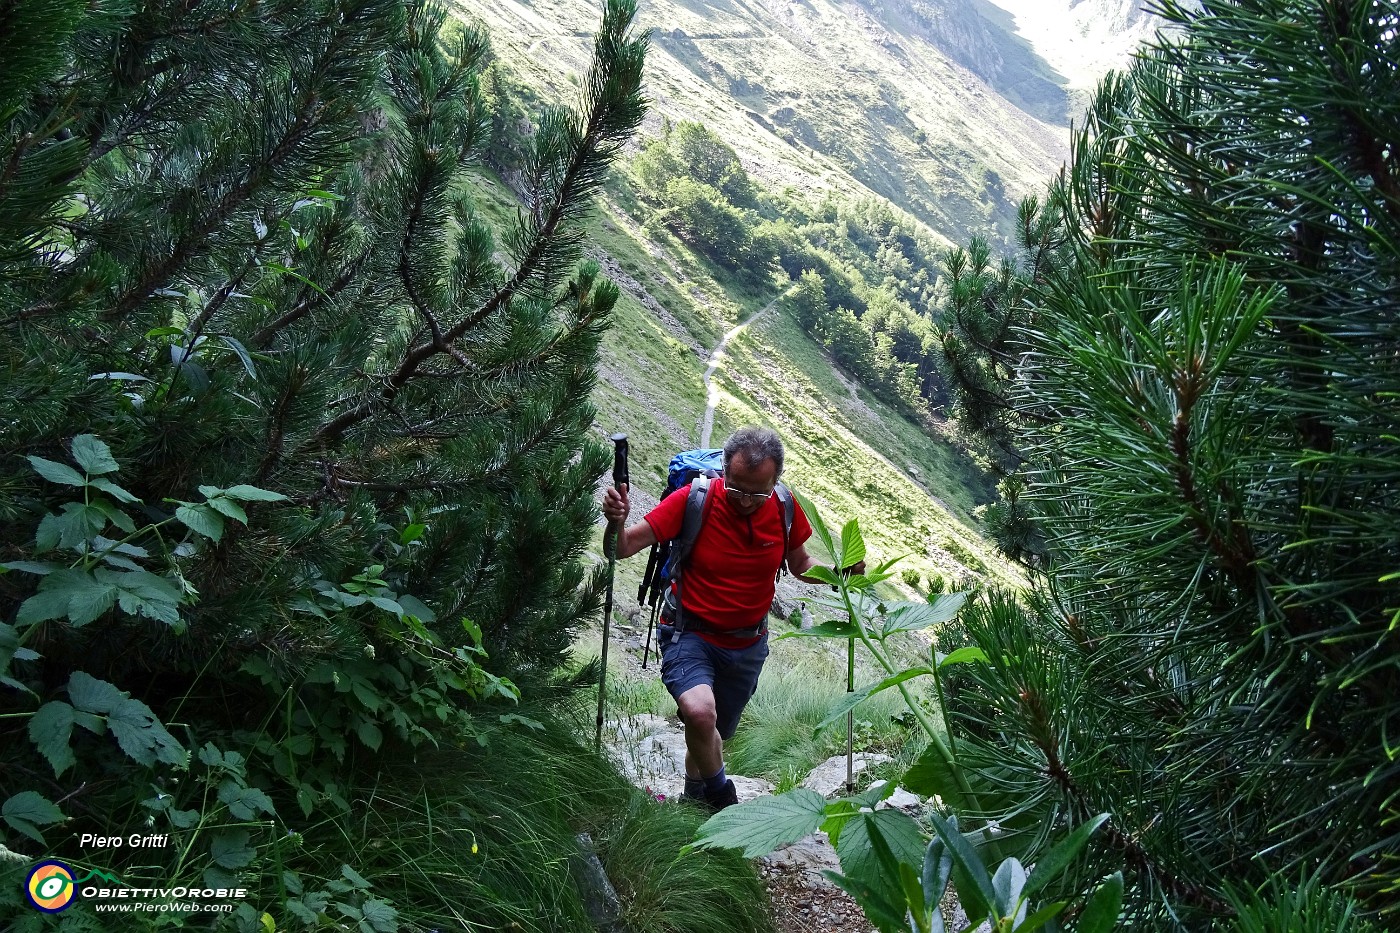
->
[698,288,794,448]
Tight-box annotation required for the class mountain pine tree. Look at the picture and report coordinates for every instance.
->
[938,0,1399,925]
[0,0,648,904]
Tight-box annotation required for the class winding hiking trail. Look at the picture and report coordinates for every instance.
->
[697,289,793,448]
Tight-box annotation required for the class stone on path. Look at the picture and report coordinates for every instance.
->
[800,753,892,797]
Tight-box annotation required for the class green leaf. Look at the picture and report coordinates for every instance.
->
[825,870,907,932]
[399,523,427,544]
[70,435,120,475]
[936,646,988,668]
[104,569,184,624]
[815,667,934,734]
[792,490,836,563]
[90,498,136,534]
[1012,899,1067,932]
[930,815,995,925]
[224,484,288,502]
[397,594,436,624]
[836,809,928,911]
[108,695,187,766]
[218,780,277,820]
[2,560,60,575]
[360,899,397,932]
[218,336,258,379]
[341,864,372,889]
[776,619,859,639]
[177,504,225,541]
[52,502,109,549]
[838,519,866,570]
[880,593,967,636]
[1076,872,1123,933]
[27,456,85,486]
[206,495,248,523]
[29,701,76,776]
[4,790,65,844]
[991,857,1028,922]
[210,829,256,869]
[88,477,139,504]
[16,586,76,627]
[355,719,382,751]
[35,513,62,552]
[901,743,970,813]
[690,788,827,858]
[1024,814,1110,897]
[68,670,124,713]
[922,835,953,914]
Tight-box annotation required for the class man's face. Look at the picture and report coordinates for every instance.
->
[724,453,778,517]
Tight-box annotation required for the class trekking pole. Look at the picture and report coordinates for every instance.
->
[641,597,659,669]
[596,433,629,752]
[846,635,856,795]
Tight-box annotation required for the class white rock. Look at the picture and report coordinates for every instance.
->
[800,753,893,797]
[760,832,841,887]
[867,779,923,813]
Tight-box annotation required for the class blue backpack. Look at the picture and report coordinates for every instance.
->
[637,448,796,630]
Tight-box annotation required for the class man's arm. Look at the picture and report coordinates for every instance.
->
[602,484,659,559]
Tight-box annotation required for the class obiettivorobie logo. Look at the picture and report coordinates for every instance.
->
[23,861,246,915]
[24,861,120,913]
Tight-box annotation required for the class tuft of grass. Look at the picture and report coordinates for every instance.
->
[725,639,913,785]
[599,796,775,933]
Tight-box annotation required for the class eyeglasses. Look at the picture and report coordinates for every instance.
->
[723,480,773,506]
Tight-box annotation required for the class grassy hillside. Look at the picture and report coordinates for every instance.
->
[448,0,1073,250]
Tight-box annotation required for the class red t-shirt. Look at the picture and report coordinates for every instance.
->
[644,481,813,648]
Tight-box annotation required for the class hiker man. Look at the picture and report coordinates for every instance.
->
[601,426,859,810]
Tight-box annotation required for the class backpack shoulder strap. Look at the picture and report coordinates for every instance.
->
[774,482,795,573]
[672,476,714,579]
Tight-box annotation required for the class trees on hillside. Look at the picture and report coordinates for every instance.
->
[1,0,646,921]
[938,0,1400,925]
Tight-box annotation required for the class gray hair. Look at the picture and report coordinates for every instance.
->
[723,426,785,478]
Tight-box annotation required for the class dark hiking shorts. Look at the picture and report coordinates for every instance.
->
[657,624,770,740]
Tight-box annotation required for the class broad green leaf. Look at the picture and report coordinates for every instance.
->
[355,719,382,751]
[1012,899,1067,932]
[35,513,62,551]
[177,504,225,541]
[108,696,187,766]
[991,857,1028,922]
[104,569,183,625]
[922,835,953,914]
[360,899,397,932]
[792,490,836,563]
[218,336,258,379]
[902,743,971,813]
[690,788,827,858]
[367,596,403,615]
[1076,872,1124,933]
[29,701,76,776]
[88,477,139,504]
[16,587,76,626]
[3,790,65,844]
[838,519,866,570]
[71,435,119,475]
[400,523,427,544]
[845,779,899,810]
[835,809,927,912]
[2,560,59,575]
[206,496,248,524]
[880,594,967,636]
[397,594,436,624]
[936,646,989,668]
[819,800,860,846]
[341,864,372,889]
[68,670,124,713]
[90,498,136,534]
[209,829,256,869]
[825,870,906,932]
[27,456,85,486]
[815,667,934,734]
[930,814,995,924]
[54,502,108,548]
[225,484,288,502]
[804,565,843,587]
[776,619,859,639]
[897,861,931,933]
[218,780,276,820]
[1024,814,1110,897]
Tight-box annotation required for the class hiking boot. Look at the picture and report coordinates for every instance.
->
[702,778,738,812]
